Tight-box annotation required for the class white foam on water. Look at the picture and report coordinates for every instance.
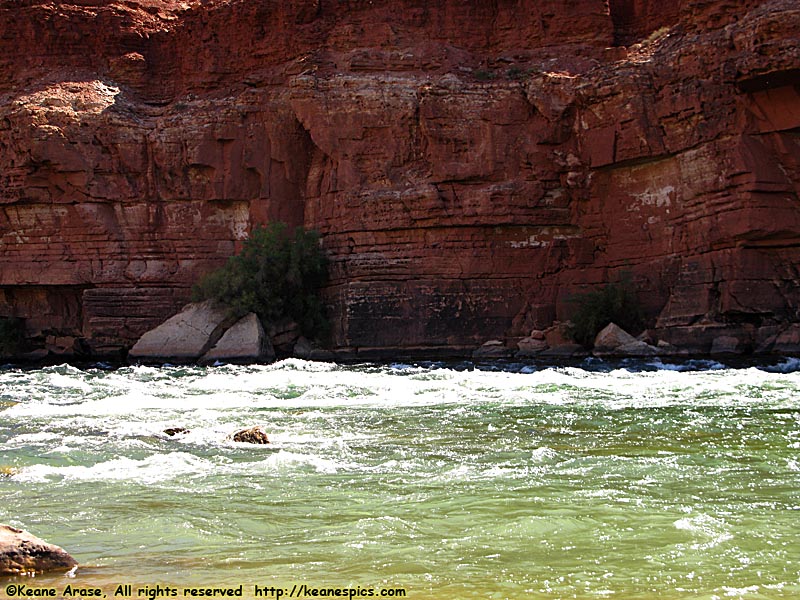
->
[15,452,215,484]
[530,446,559,462]
[4,361,798,422]
[674,514,734,550]
[5,431,62,444]
[720,585,760,597]
[250,450,344,474]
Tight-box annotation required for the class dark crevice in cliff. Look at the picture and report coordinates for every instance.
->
[607,0,680,46]
[737,69,800,93]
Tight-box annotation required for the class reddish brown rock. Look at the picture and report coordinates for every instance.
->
[0,524,77,577]
[516,336,548,357]
[231,426,270,445]
[163,427,190,437]
[0,0,798,359]
[772,325,800,355]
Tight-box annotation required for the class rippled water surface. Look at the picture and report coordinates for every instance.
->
[1,359,800,599]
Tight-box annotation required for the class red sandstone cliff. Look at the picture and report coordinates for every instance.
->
[0,0,799,358]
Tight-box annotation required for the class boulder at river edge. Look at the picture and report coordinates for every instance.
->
[593,323,659,357]
[201,313,275,364]
[129,301,235,361]
[0,524,77,576]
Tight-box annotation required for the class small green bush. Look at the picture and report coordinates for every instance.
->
[192,223,329,339]
[0,317,24,357]
[567,276,644,347]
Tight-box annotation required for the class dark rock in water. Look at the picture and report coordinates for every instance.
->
[163,428,190,437]
[231,426,270,444]
[0,524,77,576]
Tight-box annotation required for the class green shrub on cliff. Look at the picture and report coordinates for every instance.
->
[192,223,328,339]
[567,276,644,347]
[0,317,24,357]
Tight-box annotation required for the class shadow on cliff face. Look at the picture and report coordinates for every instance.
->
[607,0,680,46]
[1,0,800,360]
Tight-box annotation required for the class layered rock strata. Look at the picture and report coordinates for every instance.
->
[1,0,799,359]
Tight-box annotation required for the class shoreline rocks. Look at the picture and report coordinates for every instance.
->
[129,301,235,362]
[0,524,77,577]
[593,323,660,357]
[201,313,275,365]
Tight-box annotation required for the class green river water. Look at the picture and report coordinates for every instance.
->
[1,359,799,599]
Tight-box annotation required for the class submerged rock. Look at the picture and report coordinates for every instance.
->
[163,427,190,437]
[231,426,270,444]
[0,524,77,577]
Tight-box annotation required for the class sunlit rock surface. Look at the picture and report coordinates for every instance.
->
[1,0,798,358]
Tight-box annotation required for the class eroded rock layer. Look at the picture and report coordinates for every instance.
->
[1,0,798,358]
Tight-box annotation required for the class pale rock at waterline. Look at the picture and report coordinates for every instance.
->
[615,340,660,357]
[516,336,548,356]
[0,524,77,576]
[129,301,234,361]
[593,323,660,357]
[594,323,637,351]
[201,313,275,364]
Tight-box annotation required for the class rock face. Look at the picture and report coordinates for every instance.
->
[129,301,233,361]
[0,524,77,576]
[0,0,799,358]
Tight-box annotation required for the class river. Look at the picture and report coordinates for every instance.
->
[1,358,799,599]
